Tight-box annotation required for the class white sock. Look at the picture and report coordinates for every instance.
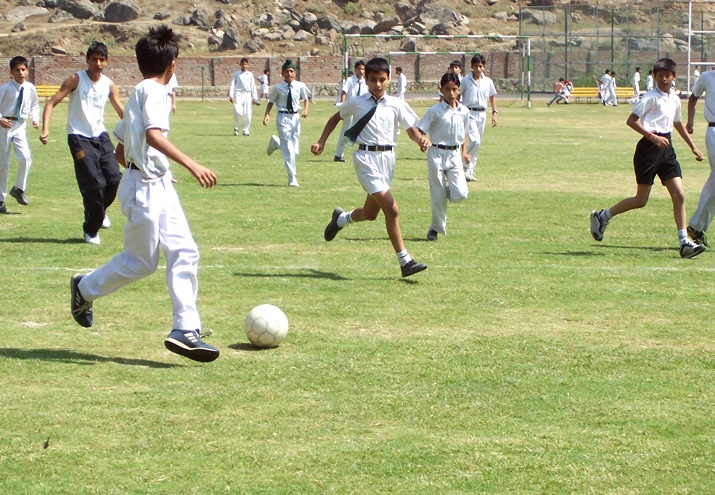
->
[337,210,353,228]
[678,229,688,244]
[396,249,412,267]
[602,208,612,221]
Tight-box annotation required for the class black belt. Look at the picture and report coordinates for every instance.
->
[279,110,297,114]
[709,123,715,127]
[468,107,486,112]
[358,144,394,152]
[128,163,140,170]
[2,116,18,121]
[432,144,459,151]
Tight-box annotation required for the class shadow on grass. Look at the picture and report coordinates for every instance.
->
[0,237,84,244]
[0,348,182,368]
[218,183,285,188]
[233,268,348,280]
[228,343,276,352]
[547,245,677,256]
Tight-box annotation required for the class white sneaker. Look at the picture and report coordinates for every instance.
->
[590,209,608,242]
[267,135,280,156]
[233,129,239,136]
[84,233,101,245]
[289,179,299,187]
[101,215,111,229]
[680,239,706,259]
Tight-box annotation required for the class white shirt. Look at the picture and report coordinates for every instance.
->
[67,71,111,137]
[258,74,269,92]
[646,74,654,91]
[396,73,407,95]
[268,80,311,112]
[632,86,681,134]
[166,74,178,94]
[228,70,257,100]
[416,101,469,147]
[0,79,39,123]
[342,75,369,100]
[460,72,497,109]
[632,71,640,86]
[600,73,613,89]
[691,69,715,124]
[339,93,418,146]
[113,79,171,178]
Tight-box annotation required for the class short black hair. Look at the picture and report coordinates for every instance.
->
[86,41,109,60]
[240,57,248,64]
[653,58,677,76]
[365,57,389,78]
[440,72,461,87]
[449,60,462,68]
[9,56,28,71]
[354,60,365,69]
[135,25,179,78]
[396,66,403,72]
[470,54,485,66]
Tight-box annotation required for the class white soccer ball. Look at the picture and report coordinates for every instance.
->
[244,304,289,348]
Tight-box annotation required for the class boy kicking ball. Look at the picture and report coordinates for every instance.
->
[311,57,431,278]
[590,58,705,259]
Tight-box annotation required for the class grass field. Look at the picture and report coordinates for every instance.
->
[1,95,714,494]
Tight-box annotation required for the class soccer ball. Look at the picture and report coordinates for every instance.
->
[244,304,289,348]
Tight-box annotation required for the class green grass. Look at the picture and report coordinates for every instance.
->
[1,97,714,494]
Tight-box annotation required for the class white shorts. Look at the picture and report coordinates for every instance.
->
[352,149,395,195]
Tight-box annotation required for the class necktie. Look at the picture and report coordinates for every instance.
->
[356,81,362,95]
[14,85,24,122]
[344,96,380,146]
[286,84,294,113]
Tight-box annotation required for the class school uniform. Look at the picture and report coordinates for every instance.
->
[417,101,470,236]
[339,92,418,194]
[688,70,715,232]
[0,79,39,203]
[258,73,269,99]
[79,78,202,331]
[396,73,407,98]
[335,74,369,160]
[601,73,617,106]
[268,79,311,186]
[460,72,497,177]
[228,69,258,135]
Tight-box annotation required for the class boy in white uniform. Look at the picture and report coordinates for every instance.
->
[333,60,368,162]
[69,25,220,363]
[686,66,715,247]
[394,67,407,99]
[0,56,39,214]
[416,72,470,242]
[460,54,498,182]
[262,59,311,187]
[311,57,431,278]
[628,67,641,104]
[228,58,259,136]
[590,58,705,259]
[166,73,178,113]
[40,41,124,244]
[258,68,270,103]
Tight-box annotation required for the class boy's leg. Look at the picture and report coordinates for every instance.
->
[243,93,252,135]
[663,177,687,231]
[0,129,11,202]
[11,131,31,196]
[427,152,449,236]
[352,189,405,253]
[277,114,298,185]
[98,132,122,215]
[608,183,652,217]
[334,116,352,160]
[689,129,715,233]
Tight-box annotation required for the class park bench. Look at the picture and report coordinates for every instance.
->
[570,86,637,104]
[35,85,60,100]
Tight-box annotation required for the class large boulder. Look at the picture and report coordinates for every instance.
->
[57,0,98,20]
[374,16,400,34]
[104,0,140,23]
[220,27,241,51]
[190,8,211,30]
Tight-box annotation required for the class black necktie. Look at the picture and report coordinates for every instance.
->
[14,86,24,120]
[286,84,294,113]
[356,81,361,95]
[344,96,380,146]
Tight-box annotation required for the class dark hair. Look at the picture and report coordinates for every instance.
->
[396,66,403,72]
[9,56,28,71]
[354,60,365,69]
[264,68,269,74]
[449,60,462,68]
[365,57,389,78]
[86,41,109,60]
[240,57,248,64]
[135,25,179,78]
[470,54,486,66]
[635,66,641,71]
[440,72,461,87]
[653,58,677,76]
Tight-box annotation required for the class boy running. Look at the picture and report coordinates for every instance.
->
[311,57,431,278]
[590,58,705,259]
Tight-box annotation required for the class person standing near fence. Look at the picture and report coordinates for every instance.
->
[333,60,368,163]
[394,67,407,99]
[628,67,641,104]
[228,58,259,136]
[460,54,497,182]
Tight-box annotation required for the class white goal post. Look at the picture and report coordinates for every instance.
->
[342,34,532,108]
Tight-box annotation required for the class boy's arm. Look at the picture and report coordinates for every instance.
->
[262,101,274,125]
[686,94,699,134]
[311,111,343,155]
[108,80,124,119]
[490,95,497,127]
[626,112,672,151]
[673,121,704,161]
[29,86,40,128]
[301,98,310,118]
[406,126,430,152]
[146,128,217,188]
[39,73,79,145]
[114,142,126,168]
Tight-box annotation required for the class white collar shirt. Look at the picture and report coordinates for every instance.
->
[343,75,369,100]
[460,72,497,108]
[0,80,39,122]
[691,69,715,124]
[632,86,681,134]
[269,80,311,112]
[339,93,418,146]
[416,101,469,146]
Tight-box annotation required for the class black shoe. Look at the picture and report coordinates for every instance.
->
[333,156,345,162]
[401,260,428,278]
[9,186,28,205]
[0,201,6,214]
[324,207,344,241]
[687,225,709,247]
[427,229,438,241]
[164,329,220,363]
[70,274,93,328]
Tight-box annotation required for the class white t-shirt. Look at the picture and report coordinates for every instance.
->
[67,70,111,137]
[632,87,681,134]
[691,69,715,124]
[416,101,469,147]
[113,79,171,178]
[460,72,497,109]
[339,93,418,146]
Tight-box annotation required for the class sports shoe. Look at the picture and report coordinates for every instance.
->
[233,129,239,136]
[243,131,250,136]
[333,156,345,162]
[267,135,280,156]
[84,232,101,245]
[101,215,111,229]
[590,209,608,242]
[288,179,299,187]
[401,260,428,278]
[427,229,438,241]
[0,201,6,214]
[680,239,706,259]
[164,329,220,363]
[10,186,28,205]
[465,173,475,182]
[324,207,344,241]
[687,225,708,247]
[70,273,93,328]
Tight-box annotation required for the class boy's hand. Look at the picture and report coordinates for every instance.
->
[311,142,324,155]
[418,136,431,152]
[262,114,270,126]
[693,147,704,161]
[462,152,471,164]
[0,118,12,129]
[32,121,39,129]
[188,162,217,188]
[39,130,49,144]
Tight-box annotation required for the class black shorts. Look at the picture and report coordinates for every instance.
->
[68,132,122,194]
[633,133,682,185]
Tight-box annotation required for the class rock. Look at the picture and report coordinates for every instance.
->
[154,10,170,20]
[301,12,318,34]
[293,29,311,42]
[263,31,283,42]
[57,0,98,20]
[220,27,241,51]
[315,35,330,46]
[493,12,508,22]
[310,48,320,56]
[104,0,140,23]
[48,8,74,22]
[244,37,265,53]
[520,8,557,25]
[11,22,26,32]
[400,40,416,52]
[207,34,221,46]
[190,8,210,30]
[341,21,360,35]
[316,16,340,32]
[5,6,47,23]
[359,20,376,34]
[51,45,67,54]
[395,1,412,21]
[172,15,191,27]
[374,16,400,34]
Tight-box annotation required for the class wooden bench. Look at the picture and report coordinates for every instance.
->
[570,86,638,104]
[35,85,60,100]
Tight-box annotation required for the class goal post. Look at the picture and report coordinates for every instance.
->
[342,34,532,108]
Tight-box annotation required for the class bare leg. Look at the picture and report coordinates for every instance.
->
[608,183,652,217]
[350,190,405,253]
[663,177,687,230]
